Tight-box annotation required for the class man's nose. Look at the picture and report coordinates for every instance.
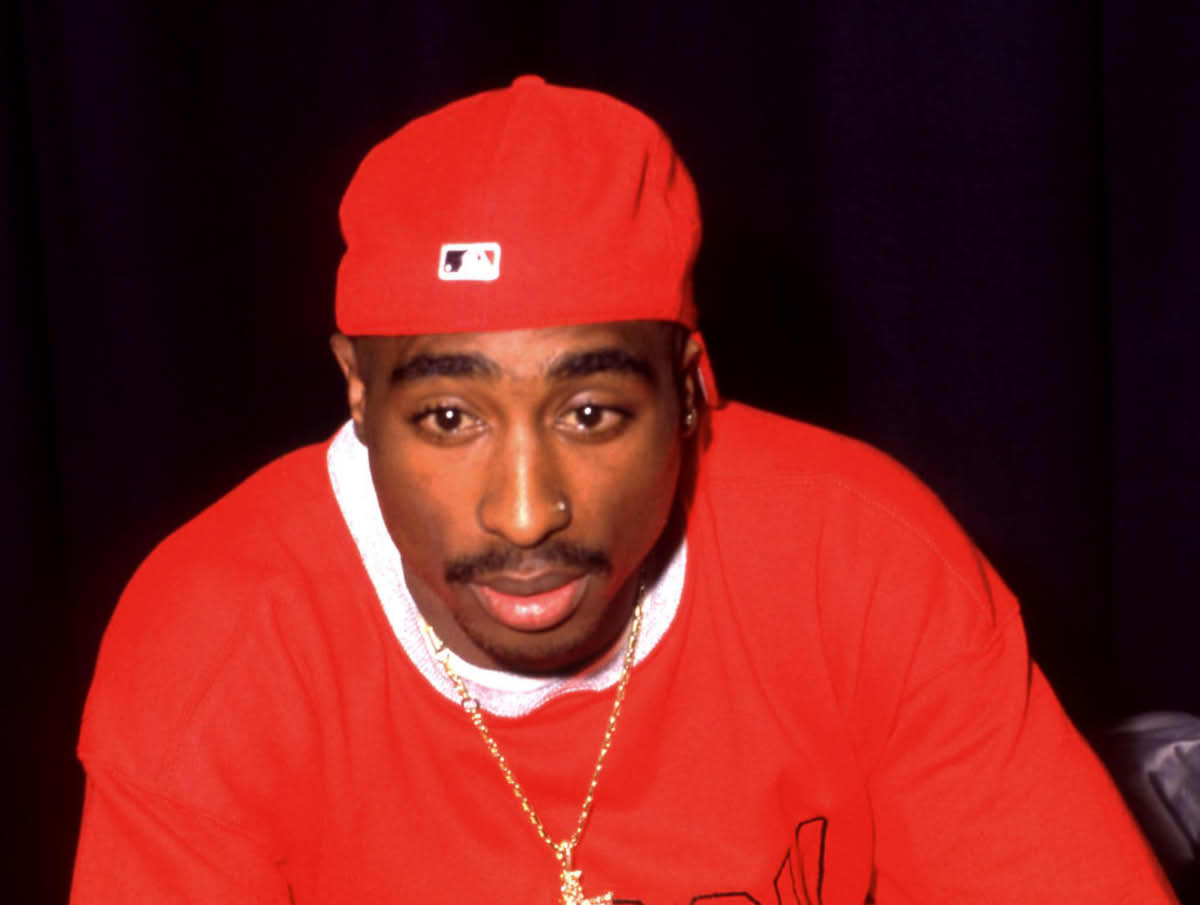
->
[476,427,571,548]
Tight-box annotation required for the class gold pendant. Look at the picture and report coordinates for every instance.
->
[558,866,613,905]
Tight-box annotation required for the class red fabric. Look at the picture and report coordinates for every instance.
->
[335,75,701,336]
[73,404,1176,903]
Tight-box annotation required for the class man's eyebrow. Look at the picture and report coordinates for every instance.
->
[389,353,500,384]
[546,347,657,384]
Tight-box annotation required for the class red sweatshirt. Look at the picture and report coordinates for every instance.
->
[72,403,1176,903]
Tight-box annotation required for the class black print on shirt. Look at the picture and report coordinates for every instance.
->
[771,817,827,905]
[613,816,829,905]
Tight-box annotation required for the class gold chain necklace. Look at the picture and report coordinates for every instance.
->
[422,593,645,905]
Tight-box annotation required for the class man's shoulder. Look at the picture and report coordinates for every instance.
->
[699,402,1013,631]
[123,438,347,594]
[704,402,951,529]
[78,435,361,782]
[698,406,1021,739]
[174,436,336,549]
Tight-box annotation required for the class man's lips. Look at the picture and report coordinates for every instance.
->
[470,573,588,632]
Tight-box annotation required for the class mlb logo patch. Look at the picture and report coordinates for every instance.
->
[438,242,501,281]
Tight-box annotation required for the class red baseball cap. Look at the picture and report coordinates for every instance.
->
[336,75,701,337]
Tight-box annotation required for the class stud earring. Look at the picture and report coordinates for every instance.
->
[683,409,697,430]
[554,499,569,513]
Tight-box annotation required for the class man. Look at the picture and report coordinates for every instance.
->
[71,76,1176,903]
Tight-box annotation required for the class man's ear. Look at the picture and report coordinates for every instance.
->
[330,333,368,433]
[680,336,703,437]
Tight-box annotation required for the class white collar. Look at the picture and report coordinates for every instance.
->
[326,420,686,718]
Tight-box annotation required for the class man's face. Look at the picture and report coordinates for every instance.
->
[333,321,696,675]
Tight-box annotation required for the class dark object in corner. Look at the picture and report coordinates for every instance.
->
[1093,712,1200,904]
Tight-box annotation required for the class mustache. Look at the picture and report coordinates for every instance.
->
[444,541,612,584]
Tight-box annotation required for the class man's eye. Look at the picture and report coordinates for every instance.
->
[412,405,478,436]
[561,404,626,433]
